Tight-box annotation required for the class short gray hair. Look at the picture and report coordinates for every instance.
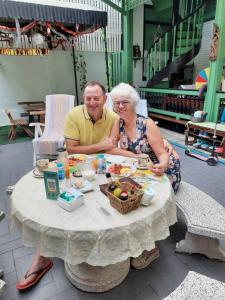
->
[110,83,140,108]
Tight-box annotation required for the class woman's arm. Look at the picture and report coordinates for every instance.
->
[163,139,179,159]
[146,119,169,175]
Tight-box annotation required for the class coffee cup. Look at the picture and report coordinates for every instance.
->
[36,159,49,173]
[138,153,152,169]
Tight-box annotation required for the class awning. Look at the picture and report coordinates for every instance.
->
[0,0,107,27]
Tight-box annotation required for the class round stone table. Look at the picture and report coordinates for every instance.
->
[11,165,176,292]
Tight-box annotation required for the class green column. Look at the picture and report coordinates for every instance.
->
[204,0,225,122]
[122,10,133,83]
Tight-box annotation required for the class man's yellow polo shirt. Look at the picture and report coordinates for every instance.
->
[64,105,118,145]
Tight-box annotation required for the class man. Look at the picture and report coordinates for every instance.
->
[64,81,118,154]
[16,81,178,290]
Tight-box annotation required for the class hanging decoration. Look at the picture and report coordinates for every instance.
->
[209,23,220,61]
[0,0,107,56]
[0,19,102,55]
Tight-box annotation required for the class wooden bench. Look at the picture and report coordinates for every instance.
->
[175,181,225,261]
[163,271,225,299]
[149,113,187,125]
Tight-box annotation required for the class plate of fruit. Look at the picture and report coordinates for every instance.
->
[107,164,136,177]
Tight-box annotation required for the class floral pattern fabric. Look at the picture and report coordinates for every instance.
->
[119,114,181,193]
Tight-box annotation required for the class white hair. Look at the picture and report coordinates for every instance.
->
[110,83,140,108]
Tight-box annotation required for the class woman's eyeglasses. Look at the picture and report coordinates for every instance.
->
[113,101,130,107]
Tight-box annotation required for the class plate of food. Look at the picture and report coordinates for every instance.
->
[72,179,94,193]
[107,163,136,177]
[69,154,87,163]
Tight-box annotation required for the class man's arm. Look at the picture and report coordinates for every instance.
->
[65,138,117,155]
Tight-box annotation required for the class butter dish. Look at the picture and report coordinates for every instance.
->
[57,187,84,212]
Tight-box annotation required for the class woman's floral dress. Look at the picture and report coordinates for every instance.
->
[119,114,181,193]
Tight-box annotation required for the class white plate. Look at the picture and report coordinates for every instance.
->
[72,180,94,193]
[33,168,44,178]
[105,155,126,164]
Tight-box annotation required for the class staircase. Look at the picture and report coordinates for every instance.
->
[147,0,207,87]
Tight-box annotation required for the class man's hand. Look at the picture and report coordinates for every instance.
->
[98,137,117,151]
[163,139,179,160]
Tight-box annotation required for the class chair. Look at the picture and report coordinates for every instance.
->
[30,94,74,166]
[4,109,34,141]
[105,94,148,117]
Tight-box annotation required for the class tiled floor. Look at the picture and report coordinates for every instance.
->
[0,135,225,300]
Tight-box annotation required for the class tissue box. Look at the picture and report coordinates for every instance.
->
[57,187,84,212]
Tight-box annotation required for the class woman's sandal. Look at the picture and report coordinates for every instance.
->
[16,260,53,291]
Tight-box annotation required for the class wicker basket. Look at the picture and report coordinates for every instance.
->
[99,178,144,214]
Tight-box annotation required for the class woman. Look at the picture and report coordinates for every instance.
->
[109,83,181,193]
[108,83,181,269]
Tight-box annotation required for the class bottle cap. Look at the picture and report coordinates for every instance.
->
[105,172,111,178]
[57,163,63,167]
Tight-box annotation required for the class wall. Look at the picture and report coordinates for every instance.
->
[0,50,106,125]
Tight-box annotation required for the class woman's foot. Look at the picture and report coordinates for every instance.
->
[16,257,53,291]
[131,247,159,269]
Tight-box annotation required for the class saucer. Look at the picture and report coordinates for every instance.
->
[33,168,44,178]
[137,165,149,170]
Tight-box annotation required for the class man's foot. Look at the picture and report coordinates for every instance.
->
[16,259,53,291]
[131,247,159,269]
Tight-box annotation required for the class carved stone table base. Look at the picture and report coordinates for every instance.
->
[65,258,130,292]
[176,232,225,261]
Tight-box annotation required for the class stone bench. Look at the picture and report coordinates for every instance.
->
[0,279,6,296]
[163,271,225,299]
[175,181,225,261]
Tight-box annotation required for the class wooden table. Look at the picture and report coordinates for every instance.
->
[18,101,45,123]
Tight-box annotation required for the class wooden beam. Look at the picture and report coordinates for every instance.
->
[101,0,124,14]
[204,0,225,122]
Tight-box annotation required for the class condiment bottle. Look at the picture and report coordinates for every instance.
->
[97,154,106,174]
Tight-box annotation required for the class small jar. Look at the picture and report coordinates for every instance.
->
[105,172,112,183]
[120,191,128,201]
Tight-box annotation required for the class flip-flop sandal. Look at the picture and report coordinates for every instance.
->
[201,143,210,149]
[16,260,53,291]
[192,142,202,147]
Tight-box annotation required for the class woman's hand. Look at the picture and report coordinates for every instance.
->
[163,139,179,159]
[150,163,166,176]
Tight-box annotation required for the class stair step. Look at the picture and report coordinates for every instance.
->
[176,38,199,47]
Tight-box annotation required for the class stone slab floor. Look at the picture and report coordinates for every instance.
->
[0,134,225,300]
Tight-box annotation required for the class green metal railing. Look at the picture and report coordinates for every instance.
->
[109,51,123,88]
[147,0,206,82]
